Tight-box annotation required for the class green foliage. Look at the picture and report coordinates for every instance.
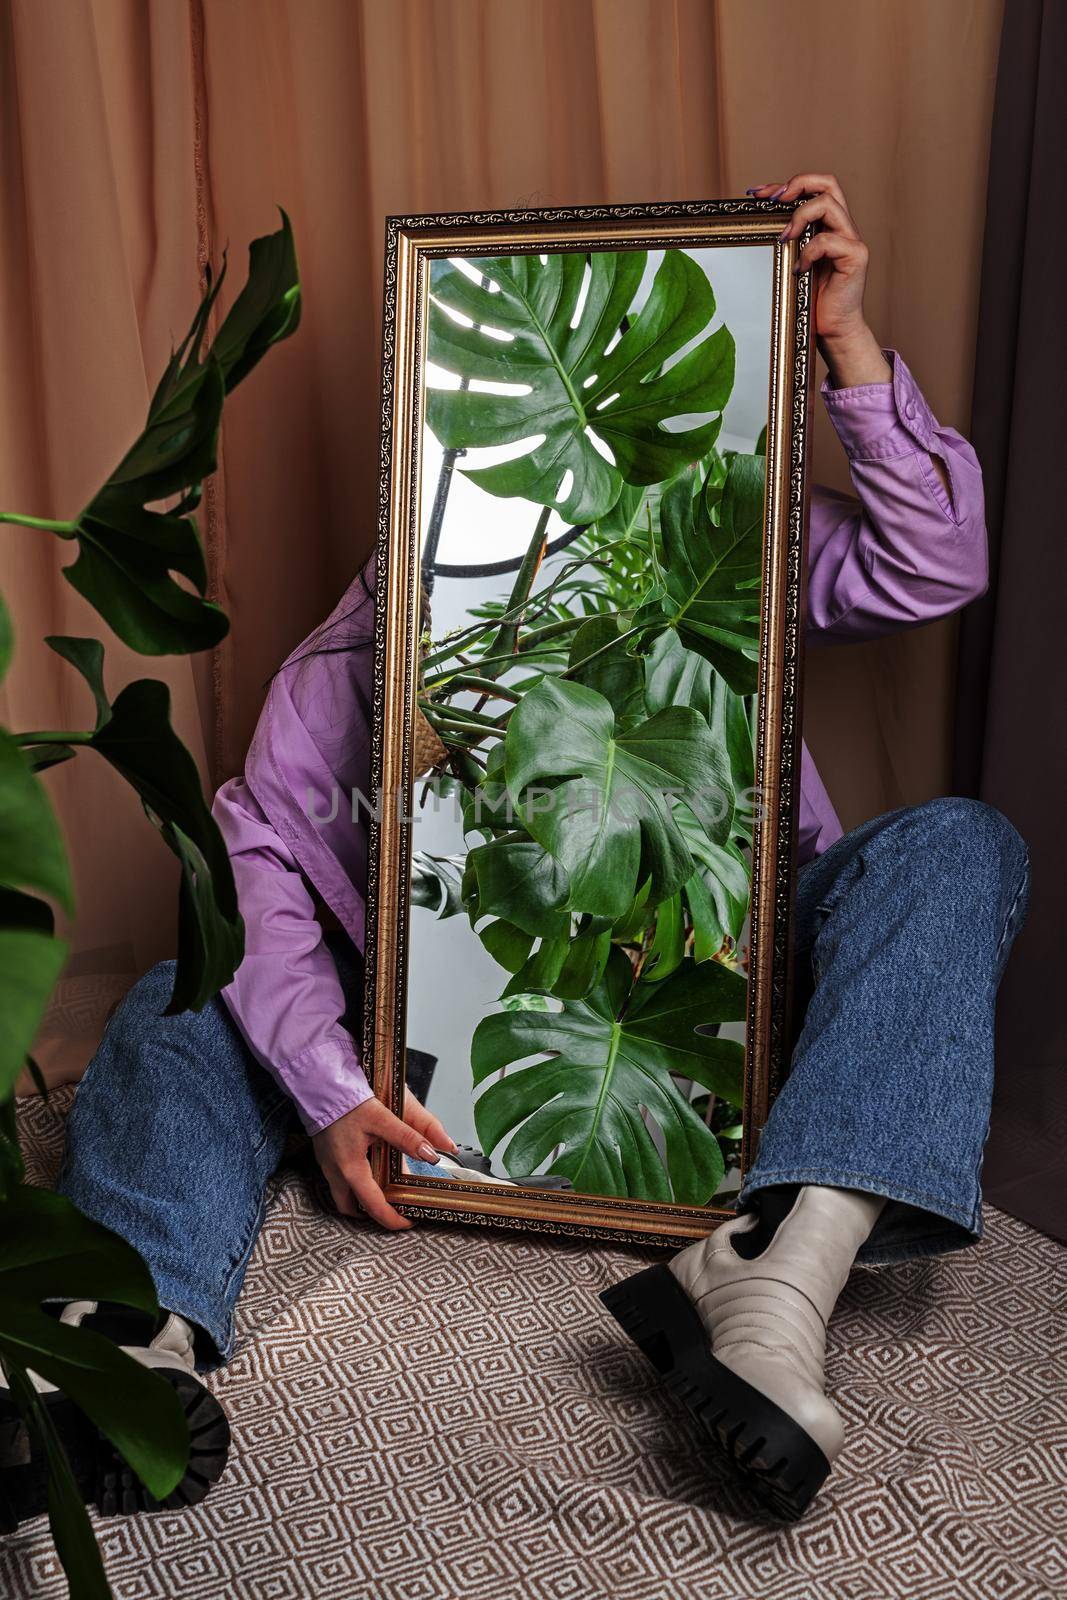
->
[0,915,68,1114]
[0,216,300,1597]
[646,452,765,693]
[568,615,647,726]
[411,851,466,918]
[0,1188,188,1497]
[504,675,732,920]
[427,251,734,523]
[472,950,746,1202]
[40,647,243,1014]
[464,488,658,653]
[418,247,766,1204]
[0,731,73,916]
[0,212,301,658]
[5,1365,113,1599]
[466,833,570,939]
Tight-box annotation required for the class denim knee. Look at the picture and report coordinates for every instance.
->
[86,960,219,1094]
[912,796,1026,882]
[96,959,176,1042]
[121,959,179,1013]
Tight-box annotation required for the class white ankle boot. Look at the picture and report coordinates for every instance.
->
[602,1185,884,1517]
[57,1300,199,1375]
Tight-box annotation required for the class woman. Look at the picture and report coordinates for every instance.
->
[0,175,1027,1525]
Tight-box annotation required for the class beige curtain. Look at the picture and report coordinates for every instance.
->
[0,0,1002,1079]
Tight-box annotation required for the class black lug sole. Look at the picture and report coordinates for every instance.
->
[0,1367,230,1531]
[600,1262,831,1520]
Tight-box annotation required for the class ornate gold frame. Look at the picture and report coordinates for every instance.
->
[364,199,814,1246]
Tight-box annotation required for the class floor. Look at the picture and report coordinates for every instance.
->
[3,1087,1066,1600]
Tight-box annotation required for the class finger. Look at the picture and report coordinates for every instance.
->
[402,1092,459,1153]
[779,193,857,242]
[346,1157,414,1231]
[418,1110,456,1153]
[322,1167,360,1219]
[793,232,868,275]
[772,172,851,213]
[360,1098,444,1164]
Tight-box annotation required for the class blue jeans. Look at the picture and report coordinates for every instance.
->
[740,797,1030,1263]
[58,798,1028,1364]
[56,940,360,1364]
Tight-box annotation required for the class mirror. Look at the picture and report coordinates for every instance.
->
[365,200,814,1245]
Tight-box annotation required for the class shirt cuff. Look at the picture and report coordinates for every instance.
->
[275,1039,376,1135]
[821,348,939,460]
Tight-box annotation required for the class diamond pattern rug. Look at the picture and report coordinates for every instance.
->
[3,1087,1066,1600]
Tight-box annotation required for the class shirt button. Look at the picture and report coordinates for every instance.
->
[903,399,916,421]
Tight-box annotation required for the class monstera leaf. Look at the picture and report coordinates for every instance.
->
[91,681,242,1013]
[0,894,67,1109]
[567,614,646,727]
[411,851,467,919]
[472,950,746,1201]
[33,643,243,1014]
[0,732,72,919]
[641,631,754,959]
[0,603,73,1096]
[678,813,752,961]
[427,251,734,523]
[652,452,765,693]
[465,831,570,940]
[459,741,521,841]
[643,629,754,827]
[0,222,298,1600]
[0,215,301,657]
[463,829,590,996]
[504,676,732,920]
[0,1186,189,1564]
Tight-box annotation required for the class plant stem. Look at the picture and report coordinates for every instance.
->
[491,507,551,659]
[423,557,647,692]
[422,645,568,690]
[515,614,591,651]
[419,537,616,671]
[441,675,522,703]
[16,730,93,746]
[0,512,77,536]
[422,709,503,741]
[448,749,487,785]
[424,701,509,732]
[557,623,643,681]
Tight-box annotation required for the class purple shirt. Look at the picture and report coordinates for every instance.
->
[213,351,988,1133]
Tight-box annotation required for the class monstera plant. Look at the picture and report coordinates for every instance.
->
[426,251,734,521]
[415,249,763,1206]
[0,217,300,1598]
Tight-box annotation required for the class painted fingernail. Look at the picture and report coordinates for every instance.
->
[745,187,760,196]
[447,1138,460,1154]
[771,185,788,199]
[778,227,791,240]
[417,1141,440,1162]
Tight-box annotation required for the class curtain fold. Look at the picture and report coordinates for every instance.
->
[0,0,1003,1081]
[0,0,207,1082]
[953,0,1067,1241]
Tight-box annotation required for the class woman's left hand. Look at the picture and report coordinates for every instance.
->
[747,173,891,387]
[312,1088,458,1231]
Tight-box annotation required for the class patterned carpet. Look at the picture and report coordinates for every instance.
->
[3,1087,1066,1600]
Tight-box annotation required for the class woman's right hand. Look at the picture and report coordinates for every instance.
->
[748,172,891,388]
[312,1091,458,1231]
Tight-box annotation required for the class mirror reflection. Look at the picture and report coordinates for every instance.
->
[404,243,773,1206]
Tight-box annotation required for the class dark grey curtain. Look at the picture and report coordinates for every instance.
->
[955,0,1067,1241]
